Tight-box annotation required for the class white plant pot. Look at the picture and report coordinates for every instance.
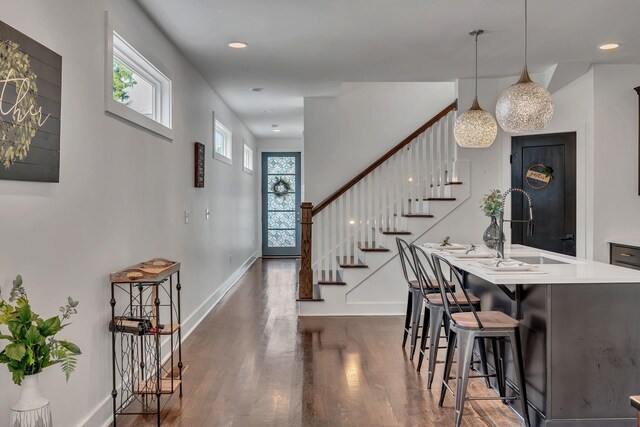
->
[10,374,53,427]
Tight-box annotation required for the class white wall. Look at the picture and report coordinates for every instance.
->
[592,65,640,261]
[0,1,259,426]
[304,82,456,204]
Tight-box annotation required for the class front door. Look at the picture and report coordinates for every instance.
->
[262,152,302,257]
[511,132,577,256]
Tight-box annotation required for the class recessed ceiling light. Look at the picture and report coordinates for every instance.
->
[599,43,620,50]
[250,87,264,92]
[228,41,247,49]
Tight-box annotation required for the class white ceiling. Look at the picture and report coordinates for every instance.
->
[137,0,640,139]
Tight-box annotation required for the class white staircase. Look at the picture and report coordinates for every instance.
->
[298,101,471,316]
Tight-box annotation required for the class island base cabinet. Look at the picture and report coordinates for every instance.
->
[465,274,640,426]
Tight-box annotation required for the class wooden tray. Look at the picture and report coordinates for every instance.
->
[110,258,180,283]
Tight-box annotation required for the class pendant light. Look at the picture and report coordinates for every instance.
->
[454,30,497,148]
[496,0,553,133]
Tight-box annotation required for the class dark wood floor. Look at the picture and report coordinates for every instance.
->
[114,258,523,426]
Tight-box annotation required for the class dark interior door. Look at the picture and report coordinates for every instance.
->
[511,132,576,256]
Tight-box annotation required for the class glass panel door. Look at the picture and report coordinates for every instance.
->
[262,152,302,256]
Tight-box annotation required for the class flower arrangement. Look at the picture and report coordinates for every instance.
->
[0,275,81,385]
[481,189,503,219]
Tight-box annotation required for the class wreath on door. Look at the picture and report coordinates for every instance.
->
[525,163,554,190]
[271,177,292,197]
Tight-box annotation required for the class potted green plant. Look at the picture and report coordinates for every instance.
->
[480,189,505,249]
[0,275,81,427]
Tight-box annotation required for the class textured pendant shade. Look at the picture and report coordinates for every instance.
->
[496,0,553,133]
[454,30,497,148]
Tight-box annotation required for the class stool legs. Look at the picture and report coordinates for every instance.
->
[509,329,531,427]
[491,338,506,402]
[439,329,457,407]
[454,331,475,427]
[477,338,491,389]
[425,305,444,387]
[417,305,431,372]
[402,289,413,347]
[409,289,423,360]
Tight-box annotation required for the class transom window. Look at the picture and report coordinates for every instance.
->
[243,144,254,173]
[214,119,233,164]
[106,28,172,139]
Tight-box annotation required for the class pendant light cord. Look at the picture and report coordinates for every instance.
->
[474,31,478,98]
[524,0,528,69]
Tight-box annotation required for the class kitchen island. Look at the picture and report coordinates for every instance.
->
[439,244,640,427]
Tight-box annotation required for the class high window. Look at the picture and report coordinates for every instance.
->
[243,144,254,173]
[214,119,233,164]
[106,29,172,139]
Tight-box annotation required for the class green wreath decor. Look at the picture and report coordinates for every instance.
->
[0,40,42,168]
[271,177,292,197]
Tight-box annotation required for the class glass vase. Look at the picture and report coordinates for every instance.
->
[483,216,504,249]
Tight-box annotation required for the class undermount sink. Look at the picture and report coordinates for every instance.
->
[510,256,569,265]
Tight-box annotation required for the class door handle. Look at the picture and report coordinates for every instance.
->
[558,233,575,241]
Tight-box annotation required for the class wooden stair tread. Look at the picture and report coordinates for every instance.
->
[379,228,411,235]
[317,269,346,285]
[337,256,368,268]
[297,297,325,302]
[445,181,463,185]
[402,214,434,218]
[358,242,390,252]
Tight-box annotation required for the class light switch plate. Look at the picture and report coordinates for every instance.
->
[205,208,210,220]
[185,210,190,224]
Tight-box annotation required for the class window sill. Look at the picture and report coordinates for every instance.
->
[243,167,254,175]
[106,97,174,141]
[214,152,233,166]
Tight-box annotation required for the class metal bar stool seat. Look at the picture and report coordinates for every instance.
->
[432,253,531,427]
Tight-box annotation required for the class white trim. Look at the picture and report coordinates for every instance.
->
[82,253,258,427]
[104,14,173,140]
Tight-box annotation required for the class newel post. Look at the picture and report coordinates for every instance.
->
[298,202,314,300]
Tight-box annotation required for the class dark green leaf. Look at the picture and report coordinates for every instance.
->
[5,343,26,361]
[13,275,22,288]
[39,316,61,337]
[25,325,40,344]
[60,341,81,355]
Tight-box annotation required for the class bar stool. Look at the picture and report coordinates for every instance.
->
[431,253,530,427]
[396,237,431,359]
[410,244,490,390]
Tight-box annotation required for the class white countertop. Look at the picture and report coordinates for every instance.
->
[424,244,640,285]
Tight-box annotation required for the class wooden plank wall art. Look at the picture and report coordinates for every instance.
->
[0,21,61,182]
[194,142,205,187]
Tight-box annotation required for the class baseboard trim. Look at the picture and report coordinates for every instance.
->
[80,253,258,427]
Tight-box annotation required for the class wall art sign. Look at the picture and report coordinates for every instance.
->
[0,21,61,182]
[194,142,204,187]
[525,163,553,190]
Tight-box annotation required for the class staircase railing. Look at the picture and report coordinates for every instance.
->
[298,101,458,300]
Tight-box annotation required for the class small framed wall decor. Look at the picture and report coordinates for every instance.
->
[194,142,205,188]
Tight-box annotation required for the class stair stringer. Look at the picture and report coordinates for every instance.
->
[298,161,471,316]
